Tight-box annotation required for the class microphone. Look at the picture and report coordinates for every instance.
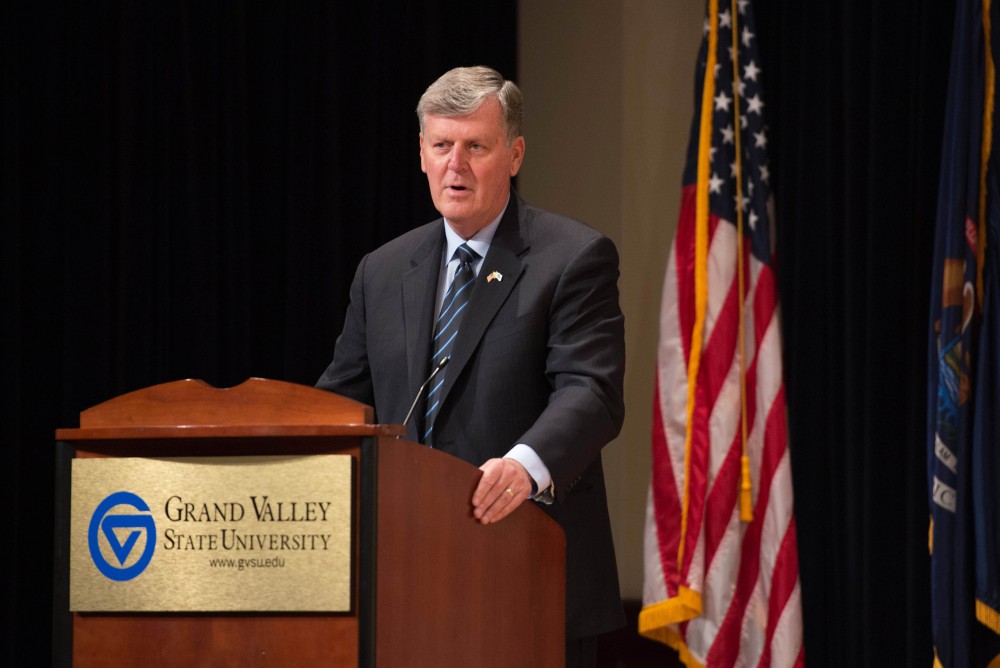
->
[401,357,449,432]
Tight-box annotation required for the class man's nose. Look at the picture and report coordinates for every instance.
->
[447,146,468,171]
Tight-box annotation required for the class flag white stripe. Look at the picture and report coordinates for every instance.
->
[643,484,669,603]
[658,239,693,503]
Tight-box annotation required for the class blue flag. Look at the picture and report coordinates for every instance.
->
[928,0,1000,665]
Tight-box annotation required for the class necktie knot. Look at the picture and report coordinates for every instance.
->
[454,242,477,265]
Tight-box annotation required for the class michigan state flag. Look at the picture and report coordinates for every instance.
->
[928,0,1000,665]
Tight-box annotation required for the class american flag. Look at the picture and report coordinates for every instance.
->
[639,1,804,666]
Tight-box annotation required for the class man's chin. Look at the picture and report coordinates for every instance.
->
[438,202,474,223]
[440,192,474,209]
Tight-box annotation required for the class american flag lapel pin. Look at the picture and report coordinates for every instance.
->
[487,271,503,283]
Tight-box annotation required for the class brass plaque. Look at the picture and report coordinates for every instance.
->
[70,455,352,612]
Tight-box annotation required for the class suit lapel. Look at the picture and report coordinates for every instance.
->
[437,198,528,412]
[402,223,445,431]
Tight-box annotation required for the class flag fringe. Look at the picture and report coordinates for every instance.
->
[638,586,702,641]
[978,599,1000,635]
[638,612,707,668]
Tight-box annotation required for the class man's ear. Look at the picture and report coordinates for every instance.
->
[509,136,525,177]
[419,132,427,173]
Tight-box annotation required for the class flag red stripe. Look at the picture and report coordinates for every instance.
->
[676,185,725,362]
[757,513,800,668]
[681,358,713,577]
[704,360,787,667]
[705,367,762,571]
[699,253,740,409]
[754,264,779,344]
[703,330,761,571]
[675,205,727,581]
[683,259,741,575]
[702,247,766,570]
[675,185,698,362]
[703,434,741,570]
[651,376,683,597]
[759,391,797,657]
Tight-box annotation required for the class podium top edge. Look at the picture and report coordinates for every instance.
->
[56,423,405,441]
[68,378,379,430]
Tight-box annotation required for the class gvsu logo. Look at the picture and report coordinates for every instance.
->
[88,491,157,581]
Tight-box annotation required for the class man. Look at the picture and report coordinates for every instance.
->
[317,65,625,665]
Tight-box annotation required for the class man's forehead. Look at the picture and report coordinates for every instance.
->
[425,100,502,130]
[423,113,503,139]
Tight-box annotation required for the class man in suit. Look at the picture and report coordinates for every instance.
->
[317,65,625,666]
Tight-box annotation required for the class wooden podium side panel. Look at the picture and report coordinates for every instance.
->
[72,615,358,667]
[374,439,565,667]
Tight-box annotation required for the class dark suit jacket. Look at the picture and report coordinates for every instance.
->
[317,192,626,638]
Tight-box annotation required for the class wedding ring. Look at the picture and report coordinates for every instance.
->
[505,487,514,498]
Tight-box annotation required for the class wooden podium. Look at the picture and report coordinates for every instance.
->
[53,378,565,667]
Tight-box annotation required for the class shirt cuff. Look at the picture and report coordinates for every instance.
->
[504,443,555,504]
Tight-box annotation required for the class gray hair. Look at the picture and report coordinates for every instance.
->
[416,66,523,145]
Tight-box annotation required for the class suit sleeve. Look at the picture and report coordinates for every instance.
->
[516,234,626,496]
[315,253,376,407]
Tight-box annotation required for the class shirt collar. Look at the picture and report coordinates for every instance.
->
[442,195,508,263]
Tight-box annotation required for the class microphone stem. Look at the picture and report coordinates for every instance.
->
[401,357,449,430]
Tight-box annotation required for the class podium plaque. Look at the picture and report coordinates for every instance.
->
[70,455,352,612]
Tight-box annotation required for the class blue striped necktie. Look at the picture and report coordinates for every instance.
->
[423,243,478,444]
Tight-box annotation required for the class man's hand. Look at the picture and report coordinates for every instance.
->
[472,457,533,525]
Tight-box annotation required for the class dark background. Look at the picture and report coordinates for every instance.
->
[3,1,955,666]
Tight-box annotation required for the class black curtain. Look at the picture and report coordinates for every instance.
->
[2,3,515,665]
[756,1,953,665]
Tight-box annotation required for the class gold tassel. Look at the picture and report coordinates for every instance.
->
[740,454,753,522]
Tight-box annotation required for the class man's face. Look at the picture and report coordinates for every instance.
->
[419,98,525,237]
